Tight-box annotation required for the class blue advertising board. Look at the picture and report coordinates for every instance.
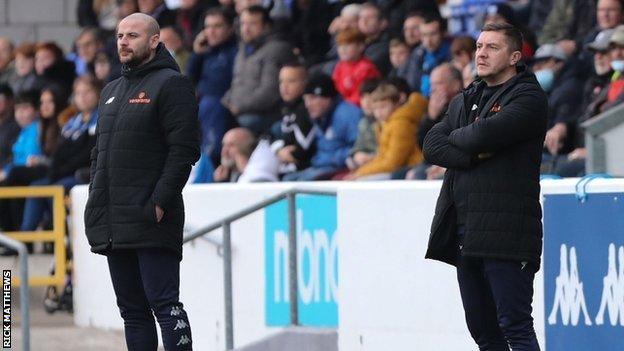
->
[264,195,338,327]
[543,193,624,351]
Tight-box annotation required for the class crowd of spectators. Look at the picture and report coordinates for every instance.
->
[1,0,624,237]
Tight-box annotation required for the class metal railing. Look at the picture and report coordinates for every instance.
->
[0,186,67,289]
[182,187,337,350]
[0,233,30,351]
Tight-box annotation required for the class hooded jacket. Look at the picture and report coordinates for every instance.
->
[85,44,200,260]
[423,64,548,267]
[311,99,362,169]
[355,92,427,177]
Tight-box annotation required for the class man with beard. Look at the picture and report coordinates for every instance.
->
[85,12,199,351]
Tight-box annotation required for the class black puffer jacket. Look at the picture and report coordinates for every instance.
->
[85,44,200,260]
[423,65,548,267]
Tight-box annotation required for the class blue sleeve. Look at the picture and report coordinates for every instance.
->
[312,148,333,168]
[186,53,203,85]
[11,125,41,167]
[25,129,41,158]
[332,108,361,167]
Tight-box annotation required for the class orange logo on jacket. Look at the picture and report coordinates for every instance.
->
[129,91,151,104]
[490,102,501,113]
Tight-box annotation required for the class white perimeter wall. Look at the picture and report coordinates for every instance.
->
[70,179,624,350]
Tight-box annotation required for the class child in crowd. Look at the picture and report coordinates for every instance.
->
[0,90,41,182]
[388,38,411,79]
[11,43,37,94]
[0,90,41,236]
[332,27,380,106]
[346,78,380,172]
[349,80,427,180]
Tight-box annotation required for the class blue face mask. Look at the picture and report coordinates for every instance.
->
[610,60,624,72]
[535,69,555,92]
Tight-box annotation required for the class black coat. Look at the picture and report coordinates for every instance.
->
[49,112,98,182]
[423,65,548,267]
[0,117,20,169]
[545,61,584,153]
[278,98,316,171]
[85,44,200,260]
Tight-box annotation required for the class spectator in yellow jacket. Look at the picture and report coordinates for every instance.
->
[349,80,427,180]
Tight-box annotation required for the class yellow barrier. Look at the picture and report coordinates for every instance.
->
[0,186,66,289]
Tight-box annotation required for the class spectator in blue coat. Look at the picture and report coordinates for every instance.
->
[283,73,362,181]
[187,7,238,166]
[0,90,41,181]
[403,13,451,96]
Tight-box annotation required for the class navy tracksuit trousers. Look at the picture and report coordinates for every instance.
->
[107,248,193,351]
[456,227,541,351]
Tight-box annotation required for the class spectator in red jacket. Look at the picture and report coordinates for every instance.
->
[332,28,381,106]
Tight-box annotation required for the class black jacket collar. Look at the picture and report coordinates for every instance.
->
[121,43,180,79]
[462,63,536,122]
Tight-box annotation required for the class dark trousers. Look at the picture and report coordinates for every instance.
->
[456,228,540,351]
[0,165,47,231]
[107,248,193,351]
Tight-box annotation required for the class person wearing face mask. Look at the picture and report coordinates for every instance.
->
[546,28,618,177]
[583,29,616,110]
[532,43,583,158]
[601,25,624,110]
[550,24,624,177]
[543,29,618,177]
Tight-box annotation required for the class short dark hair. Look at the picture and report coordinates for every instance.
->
[205,6,235,27]
[385,77,411,95]
[15,90,39,109]
[389,37,408,49]
[421,13,447,33]
[243,5,272,26]
[282,61,306,71]
[480,22,523,53]
[360,78,382,94]
[78,26,105,45]
[434,63,463,84]
[0,84,13,100]
[451,35,476,56]
[74,74,103,96]
[360,2,383,20]
[161,25,185,40]
[405,10,426,22]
